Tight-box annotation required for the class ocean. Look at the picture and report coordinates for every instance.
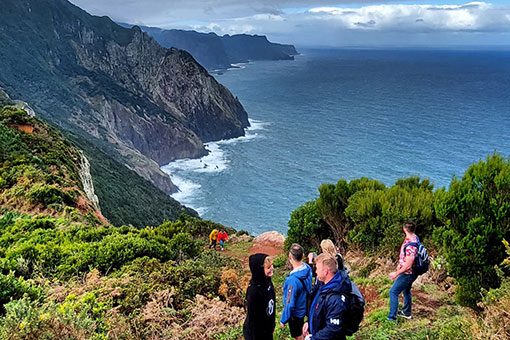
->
[161,49,510,235]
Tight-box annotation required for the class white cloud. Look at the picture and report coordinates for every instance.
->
[69,0,510,47]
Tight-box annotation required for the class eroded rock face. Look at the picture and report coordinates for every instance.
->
[0,0,249,193]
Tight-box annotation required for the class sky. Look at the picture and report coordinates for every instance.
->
[69,0,510,47]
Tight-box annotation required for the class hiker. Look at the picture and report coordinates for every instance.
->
[303,253,351,340]
[243,253,276,340]
[280,244,313,340]
[209,229,218,250]
[320,239,345,272]
[387,221,419,321]
[308,252,317,281]
[218,230,229,251]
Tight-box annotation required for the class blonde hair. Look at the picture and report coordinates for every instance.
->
[320,239,337,257]
[264,256,273,269]
[316,253,338,274]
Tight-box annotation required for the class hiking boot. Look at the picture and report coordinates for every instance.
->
[398,311,412,319]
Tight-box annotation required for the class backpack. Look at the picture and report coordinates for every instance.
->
[404,240,430,275]
[339,281,365,336]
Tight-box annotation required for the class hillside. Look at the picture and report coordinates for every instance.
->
[0,108,508,339]
[0,0,249,194]
[123,25,299,70]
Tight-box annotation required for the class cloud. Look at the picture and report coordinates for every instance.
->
[69,1,510,47]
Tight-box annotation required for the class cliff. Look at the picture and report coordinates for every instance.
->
[0,0,249,194]
[124,25,299,70]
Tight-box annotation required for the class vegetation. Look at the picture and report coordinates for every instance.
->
[68,133,199,228]
[433,154,510,307]
[1,104,509,339]
[287,154,510,308]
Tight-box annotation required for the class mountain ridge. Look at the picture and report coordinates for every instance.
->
[0,0,249,194]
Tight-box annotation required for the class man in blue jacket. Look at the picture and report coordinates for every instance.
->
[303,253,351,340]
[280,243,313,340]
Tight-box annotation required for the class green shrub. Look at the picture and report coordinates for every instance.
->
[0,272,43,313]
[285,200,332,251]
[433,154,510,307]
[346,177,436,253]
[28,184,76,206]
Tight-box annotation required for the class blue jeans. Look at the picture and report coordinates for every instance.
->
[388,273,418,320]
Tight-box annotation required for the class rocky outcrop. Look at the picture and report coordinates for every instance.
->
[78,151,100,210]
[0,0,249,193]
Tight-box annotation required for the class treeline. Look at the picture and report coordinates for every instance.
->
[285,154,510,308]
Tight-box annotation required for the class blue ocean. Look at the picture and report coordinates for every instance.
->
[162,49,510,235]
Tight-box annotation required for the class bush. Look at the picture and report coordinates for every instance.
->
[433,154,510,307]
[0,273,43,314]
[346,177,436,253]
[317,177,385,251]
[285,200,332,252]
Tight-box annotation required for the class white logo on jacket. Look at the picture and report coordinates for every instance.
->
[330,318,340,325]
[267,299,274,316]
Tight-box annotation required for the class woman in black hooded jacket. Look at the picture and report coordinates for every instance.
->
[243,253,276,340]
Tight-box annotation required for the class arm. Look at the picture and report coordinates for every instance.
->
[280,278,297,324]
[245,287,267,338]
[311,294,347,340]
[389,254,415,279]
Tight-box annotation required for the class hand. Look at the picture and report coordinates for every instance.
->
[280,322,285,328]
[389,272,398,280]
[302,322,309,336]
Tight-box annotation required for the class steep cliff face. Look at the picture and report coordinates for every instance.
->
[78,151,100,210]
[128,25,299,71]
[0,0,249,192]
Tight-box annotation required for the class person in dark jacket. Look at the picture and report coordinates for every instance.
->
[303,253,351,340]
[243,253,276,340]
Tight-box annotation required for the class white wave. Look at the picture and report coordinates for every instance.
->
[228,62,248,70]
[161,118,270,210]
[248,118,271,131]
[167,174,207,215]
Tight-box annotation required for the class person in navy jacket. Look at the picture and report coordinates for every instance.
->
[303,253,351,340]
[280,243,313,340]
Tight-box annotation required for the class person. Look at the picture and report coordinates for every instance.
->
[387,221,419,321]
[218,230,229,251]
[320,239,345,272]
[280,244,313,340]
[303,253,351,340]
[308,252,317,281]
[243,253,276,340]
[209,229,218,250]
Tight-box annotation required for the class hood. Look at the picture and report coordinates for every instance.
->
[249,253,269,284]
[290,263,312,280]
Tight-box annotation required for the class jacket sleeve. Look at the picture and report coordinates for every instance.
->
[280,277,297,324]
[312,294,348,340]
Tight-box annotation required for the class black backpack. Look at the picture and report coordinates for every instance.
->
[339,281,365,336]
[404,240,430,275]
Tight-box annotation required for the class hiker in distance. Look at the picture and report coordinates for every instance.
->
[280,244,313,340]
[243,253,276,340]
[303,253,351,340]
[387,221,420,321]
[209,229,218,250]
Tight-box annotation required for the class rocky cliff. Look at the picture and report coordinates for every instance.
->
[124,25,299,71]
[0,0,249,194]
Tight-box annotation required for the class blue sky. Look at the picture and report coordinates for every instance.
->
[70,0,510,47]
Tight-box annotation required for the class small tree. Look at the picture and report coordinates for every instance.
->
[346,176,435,253]
[434,154,510,308]
[285,200,332,251]
[317,177,385,252]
